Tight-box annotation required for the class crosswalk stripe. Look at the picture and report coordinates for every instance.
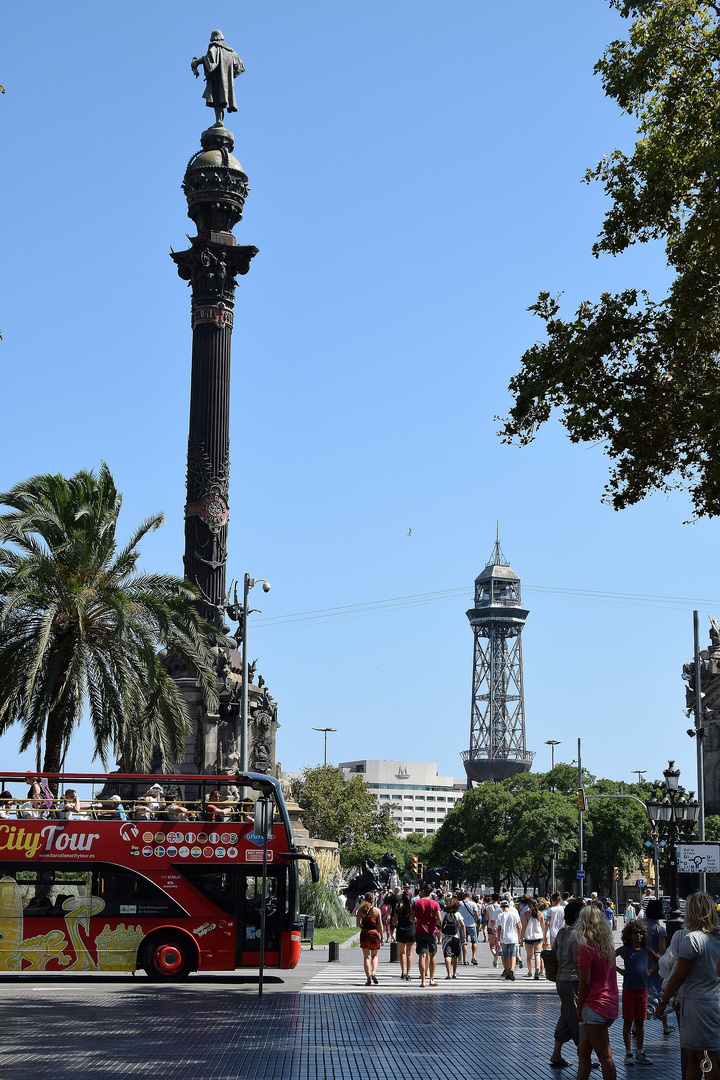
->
[302,966,558,995]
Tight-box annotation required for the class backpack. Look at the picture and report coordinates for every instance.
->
[442,911,458,936]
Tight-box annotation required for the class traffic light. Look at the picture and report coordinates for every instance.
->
[582,851,587,863]
[417,862,424,878]
[410,856,418,875]
[614,867,620,881]
[576,788,588,811]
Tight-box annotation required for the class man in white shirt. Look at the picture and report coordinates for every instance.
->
[546,891,566,944]
[495,899,521,982]
[458,892,480,965]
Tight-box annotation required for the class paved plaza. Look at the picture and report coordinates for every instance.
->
[0,932,684,1080]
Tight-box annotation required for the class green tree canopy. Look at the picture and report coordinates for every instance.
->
[501,1,720,518]
[291,764,398,867]
[0,465,218,775]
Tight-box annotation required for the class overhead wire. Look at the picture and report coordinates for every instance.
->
[250,582,720,635]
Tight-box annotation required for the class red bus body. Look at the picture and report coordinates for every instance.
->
[0,772,306,979]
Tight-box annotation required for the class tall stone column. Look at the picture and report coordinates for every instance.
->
[171,125,258,623]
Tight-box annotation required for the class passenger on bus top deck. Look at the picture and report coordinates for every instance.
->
[204,789,231,822]
[134,796,156,821]
[61,789,82,819]
[109,794,127,821]
[165,799,191,821]
[0,790,15,818]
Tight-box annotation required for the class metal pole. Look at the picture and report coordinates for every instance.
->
[551,851,556,896]
[577,737,584,899]
[323,730,328,766]
[257,796,270,998]
[240,573,250,779]
[693,610,707,893]
[654,841,660,900]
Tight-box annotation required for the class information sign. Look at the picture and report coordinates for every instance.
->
[677,843,720,874]
[576,870,585,879]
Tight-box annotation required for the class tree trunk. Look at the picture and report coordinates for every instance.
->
[42,705,66,792]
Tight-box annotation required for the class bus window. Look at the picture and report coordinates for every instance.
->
[94,865,187,918]
[178,865,235,915]
[1,864,185,918]
[7,866,92,915]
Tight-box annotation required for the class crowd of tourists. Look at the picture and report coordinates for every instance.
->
[354,883,720,1080]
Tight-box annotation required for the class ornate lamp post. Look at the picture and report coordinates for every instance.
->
[646,760,700,939]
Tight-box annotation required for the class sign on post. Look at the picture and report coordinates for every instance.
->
[576,870,585,879]
[677,843,720,874]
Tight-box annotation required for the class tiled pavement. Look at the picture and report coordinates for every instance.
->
[0,940,683,1080]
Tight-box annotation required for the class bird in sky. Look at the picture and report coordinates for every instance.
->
[407,528,412,536]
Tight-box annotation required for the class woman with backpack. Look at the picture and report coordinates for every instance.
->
[392,892,416,981]
[441,897,465,980]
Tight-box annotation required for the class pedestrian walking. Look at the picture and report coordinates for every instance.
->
[392,892,416,981]
[656,892,720,1080]
[547,892,566,944]
[441,897,465,980]
[459,891,480,965]
[616,919,659,1066]
[487,893,502,968]
[356,891,382,986]
[495,898,522,982]
[575,904,619,1080]
[521,898,547,979]
[549,898,584,1069]
[643,898,674,1036]
[413,882,442,987]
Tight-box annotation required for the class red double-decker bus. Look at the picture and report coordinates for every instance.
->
[0,771,317,980]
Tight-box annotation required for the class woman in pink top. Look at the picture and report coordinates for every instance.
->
[575,905,619,1080]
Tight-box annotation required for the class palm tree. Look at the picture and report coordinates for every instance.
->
[0,464,218,777]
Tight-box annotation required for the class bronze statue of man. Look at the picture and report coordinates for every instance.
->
[191,30,245,126]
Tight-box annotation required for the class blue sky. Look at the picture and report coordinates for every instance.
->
[0,2,712,794]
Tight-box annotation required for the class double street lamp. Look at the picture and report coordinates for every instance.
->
[646,760,700,937]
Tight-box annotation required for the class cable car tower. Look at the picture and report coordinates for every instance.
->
[461,533,535,785]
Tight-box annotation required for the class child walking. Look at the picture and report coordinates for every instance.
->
[615,919,659,1066]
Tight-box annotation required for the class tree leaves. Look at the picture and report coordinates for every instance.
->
[501,1,720,518]
[290,765,399,867]
[0,465,218,774]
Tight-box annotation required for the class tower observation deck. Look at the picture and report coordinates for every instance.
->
[461,538,535,785]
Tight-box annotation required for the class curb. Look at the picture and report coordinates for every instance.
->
[301,931,361,951]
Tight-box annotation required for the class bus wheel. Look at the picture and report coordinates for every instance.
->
[142,933,195,981]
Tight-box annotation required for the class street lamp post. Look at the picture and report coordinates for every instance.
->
[240,574,271,781]
[312,727,337,767]
[547,838,559,895]
[545,740,561,770]
[646,760,700,941]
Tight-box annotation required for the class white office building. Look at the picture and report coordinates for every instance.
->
[338,760,465,835]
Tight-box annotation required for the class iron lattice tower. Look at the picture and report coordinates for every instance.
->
[461,537,535,785]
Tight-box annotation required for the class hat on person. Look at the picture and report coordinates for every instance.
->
[110,795,122,801]
[149,784,164,792]
[500,899,509,907]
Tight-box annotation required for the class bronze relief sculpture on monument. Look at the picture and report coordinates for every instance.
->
[164,32,279,782]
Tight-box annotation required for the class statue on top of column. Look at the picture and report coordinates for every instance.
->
[191,30,245,126]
